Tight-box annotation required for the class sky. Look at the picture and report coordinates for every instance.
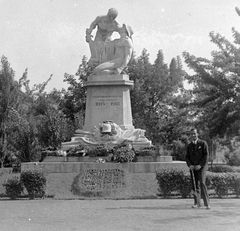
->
[0,0,240,92]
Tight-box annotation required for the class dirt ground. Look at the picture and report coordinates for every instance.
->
[0,198,240,231]
[1,171,240,231]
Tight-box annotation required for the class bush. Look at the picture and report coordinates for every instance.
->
[3,177,24,199]
[210,173,231,198]
[67,145,86,157]
[113,147,135,163]
[156,168,240,198]
[224,152,240,166]
[20,170,47,199]
[176,171,192,198]
[171,140,186,161]
[228,174,240,197]
[156,168,173,197]
[156,168,191,198]
[210,165,235,173]
[158,146,172,156]
[85,144,112,157]
[135,146,157,157]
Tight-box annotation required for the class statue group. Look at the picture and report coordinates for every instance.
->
[86,8,134,75]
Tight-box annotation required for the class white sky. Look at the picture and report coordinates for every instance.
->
[0,0,239,91]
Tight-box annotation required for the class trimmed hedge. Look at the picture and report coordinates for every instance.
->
[3,177,24,199]
[20,170,47,199]
[156,168,191,198]
[229,175,240,197]
[156,168,240,198]
[210,165,235,173]
[2,170,48,199]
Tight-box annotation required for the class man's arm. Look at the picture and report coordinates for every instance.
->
[199,141,209,167]
[186,146,196,170]
[86,16,101,36]
[113,21,121,33]
[185,145,191,167]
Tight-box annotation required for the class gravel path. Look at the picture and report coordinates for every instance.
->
[0,198,240,231]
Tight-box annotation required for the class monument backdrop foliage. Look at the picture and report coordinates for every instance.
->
[1,8,240,165]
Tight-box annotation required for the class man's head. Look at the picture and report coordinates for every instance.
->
[189,128,198,142]
[107,8,118,21]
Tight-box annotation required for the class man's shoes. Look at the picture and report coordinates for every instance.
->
[206,205,211,210]
[191,204,201,209]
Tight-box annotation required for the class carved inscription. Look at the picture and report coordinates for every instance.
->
[93,95,121,107]
[96,102,105,106]
[111,102,120,106]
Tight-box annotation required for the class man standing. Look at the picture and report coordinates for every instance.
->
[186,128,211,210]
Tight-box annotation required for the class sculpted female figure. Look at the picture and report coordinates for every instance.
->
[92,24,134,75]
[86,8,121,67]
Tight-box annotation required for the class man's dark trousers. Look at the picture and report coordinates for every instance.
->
[191,167,209,206]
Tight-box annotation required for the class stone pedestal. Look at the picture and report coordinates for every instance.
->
[83,74,134,130]
[61,74,152,150]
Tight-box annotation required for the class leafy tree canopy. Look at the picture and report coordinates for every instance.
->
[182,7,240,139]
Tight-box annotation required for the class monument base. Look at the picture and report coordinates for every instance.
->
[61,128,152,151]
[61,74,152,151]
[21,161,187,173]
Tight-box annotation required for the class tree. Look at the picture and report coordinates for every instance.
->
[36,106,74,149]
[169,56,184,92]
[128,49,186,145]
[59,56,89,127]
[7,108,40,162]
[182,7,240,139]
[128,49,153,132]
[19,69,75,152]
[0,56,21,167]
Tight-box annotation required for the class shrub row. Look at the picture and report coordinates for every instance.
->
[43,143,161,163]
[156,168,191,198]
[3,170,47,199]
[209,173,240,198]
[209,165,240,173]
[156,168,240,198]
[209,165,235,173]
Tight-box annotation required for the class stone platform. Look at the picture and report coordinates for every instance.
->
[21,161,187,173]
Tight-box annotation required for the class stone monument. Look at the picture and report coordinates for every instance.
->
[61,8,151,150]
